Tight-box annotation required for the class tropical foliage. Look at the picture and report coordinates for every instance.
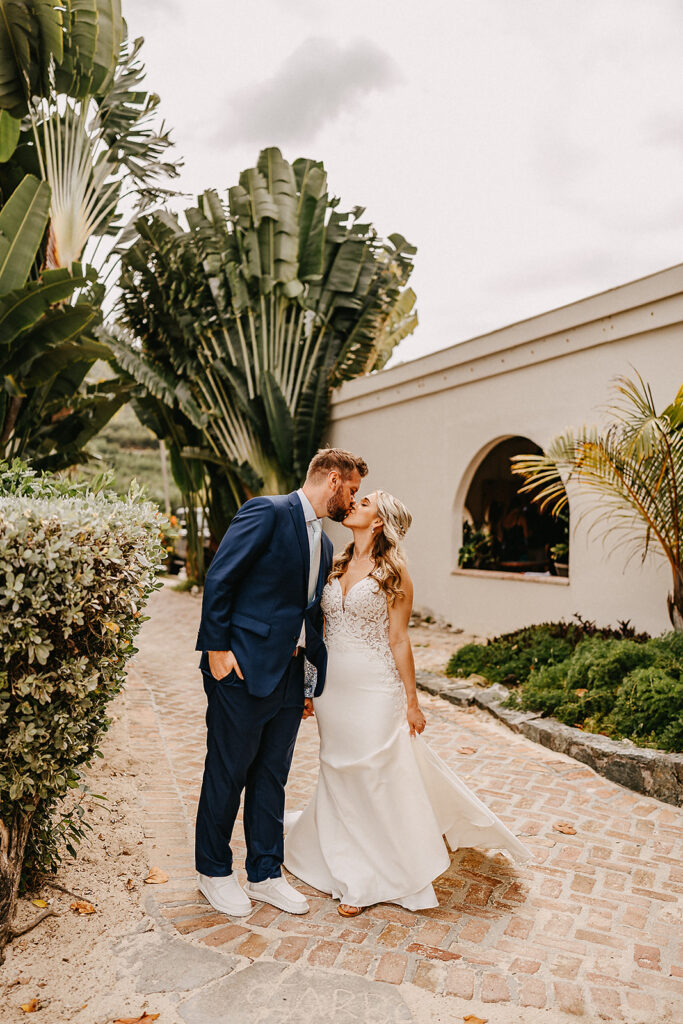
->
[0,1,177,469]
[447,616,650,687]
[0,171,114,467]
[449,618,682,752]
[0,459,164,952]
[503,631,683,753]
[79,399,181,512]
[111,146,417,570]
[511,376,683,629]
[457,521,495,570]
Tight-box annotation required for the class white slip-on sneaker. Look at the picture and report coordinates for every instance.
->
[243,875,309,915]
[197,872,253,917]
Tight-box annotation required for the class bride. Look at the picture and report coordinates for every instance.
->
[284,490,531,917]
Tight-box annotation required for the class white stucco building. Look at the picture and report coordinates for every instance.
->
[327,264,683,637]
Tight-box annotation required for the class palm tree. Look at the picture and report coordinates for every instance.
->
[0,2,178,467]
[0,173,119,467]
[511,375,683,629]
[111,147,417,564]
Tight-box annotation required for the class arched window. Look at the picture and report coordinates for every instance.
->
[459,436,569,577]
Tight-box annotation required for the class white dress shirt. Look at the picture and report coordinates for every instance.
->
[296,488,322,649]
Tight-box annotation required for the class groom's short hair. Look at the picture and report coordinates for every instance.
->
[306,447,368,481]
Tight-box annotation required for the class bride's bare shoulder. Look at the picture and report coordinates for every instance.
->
[396,556,410,578]
[396,560,413,596]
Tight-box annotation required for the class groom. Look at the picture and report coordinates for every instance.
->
[195,448,368,916]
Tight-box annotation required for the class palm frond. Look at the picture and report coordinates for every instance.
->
[115,146,417,514]
[513,374,683,626]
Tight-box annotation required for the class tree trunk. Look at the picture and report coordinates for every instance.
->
[667,565,683,631]
[0,395,23,452]
[0,805,36,954]
[183,495,205,585]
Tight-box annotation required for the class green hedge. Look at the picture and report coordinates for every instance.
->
[0,461,164,897]
[447,619,682,752]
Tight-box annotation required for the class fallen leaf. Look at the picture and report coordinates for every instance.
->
[458,747,477,755]
[20,999,39,1013]
[113,1015,160,1024]
[70,899,95,915]
[463,1016,488,1024]
[31,899,47,908]
[553,822,577,835]
[125,878,135,891]
[144,867,169,885]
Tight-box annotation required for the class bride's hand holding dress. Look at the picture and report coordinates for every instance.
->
[406,702,426,736]
[384,566,427,738]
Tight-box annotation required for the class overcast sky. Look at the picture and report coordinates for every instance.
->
[127,0,683,366]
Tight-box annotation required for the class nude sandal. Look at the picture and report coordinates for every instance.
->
[338,903,365,917]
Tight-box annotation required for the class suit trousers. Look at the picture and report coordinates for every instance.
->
[195,655,305,881]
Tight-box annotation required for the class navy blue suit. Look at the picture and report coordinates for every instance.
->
[195,491,333,881]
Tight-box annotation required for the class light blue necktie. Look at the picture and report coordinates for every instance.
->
[308,519,322,603]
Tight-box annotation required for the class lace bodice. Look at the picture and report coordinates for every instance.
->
[322,575,404,686]
[320,575,405,713]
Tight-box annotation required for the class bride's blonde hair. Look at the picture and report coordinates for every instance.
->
[329,490,413,605]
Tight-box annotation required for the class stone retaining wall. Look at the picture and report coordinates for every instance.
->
[416,671,683,807]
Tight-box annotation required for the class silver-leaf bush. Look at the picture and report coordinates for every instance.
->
[0,473,164,854]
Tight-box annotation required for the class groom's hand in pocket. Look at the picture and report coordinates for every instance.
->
[208,650,243,681]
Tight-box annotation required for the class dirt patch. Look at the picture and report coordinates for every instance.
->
[409,618,479,674]
[0,701,178,1024]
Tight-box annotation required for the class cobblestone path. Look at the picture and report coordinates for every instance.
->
[126,583,682,1022]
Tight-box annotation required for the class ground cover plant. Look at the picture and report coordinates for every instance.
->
[447,616,649,686]
[447,618,683,752]
[0,460,164,954]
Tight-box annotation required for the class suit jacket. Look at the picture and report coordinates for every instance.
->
[196,491,333,698]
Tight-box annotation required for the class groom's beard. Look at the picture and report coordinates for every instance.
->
[327,486,351,522]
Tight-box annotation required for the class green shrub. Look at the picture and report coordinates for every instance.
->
[611,666,683,751]
[446,616,648,686]
[446,629,572,686]
[0,460,164,946]
[504,631,682,752]
[506,660,569,717]
[448,615,681,752]
[518,636,656,720]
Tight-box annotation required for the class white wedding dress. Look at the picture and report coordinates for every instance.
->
[283,575,531,910]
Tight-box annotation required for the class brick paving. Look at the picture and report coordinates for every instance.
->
[127,582,683,1021]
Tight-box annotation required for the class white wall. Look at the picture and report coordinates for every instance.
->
[327,265,683,636]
